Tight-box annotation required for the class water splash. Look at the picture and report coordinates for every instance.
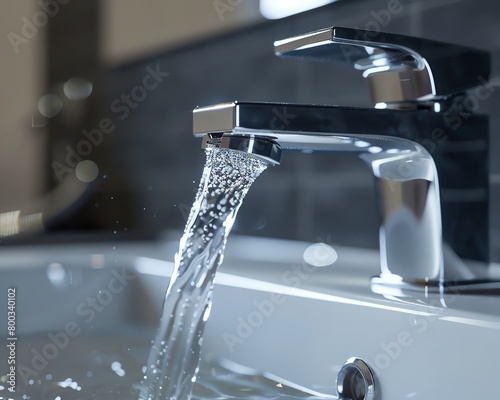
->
[10,335,335,399]
[9,147,337,400]
[193,358,336,399]
[140,147,269,400]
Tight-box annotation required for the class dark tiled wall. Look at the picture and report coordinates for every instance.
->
[97,0,500,260]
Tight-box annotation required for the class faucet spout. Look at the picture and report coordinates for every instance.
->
[274,26,490,108]
[194,101,444,285]
[192,26,492,293]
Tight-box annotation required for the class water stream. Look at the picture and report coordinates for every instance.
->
[5,146,336,400]
[139,146,269,399]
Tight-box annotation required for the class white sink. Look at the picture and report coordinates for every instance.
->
[1,233,499,399]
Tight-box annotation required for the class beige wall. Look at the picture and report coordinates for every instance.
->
[0,1,262,212]
[100,0,262,65]
[0,1,46,212]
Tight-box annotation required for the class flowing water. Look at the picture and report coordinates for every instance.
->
[4,147,336,399]
[7,335,335,399]
[140,146,269,399]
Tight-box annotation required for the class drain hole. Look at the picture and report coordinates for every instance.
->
[337,358,376,400]
[340,365,365,399]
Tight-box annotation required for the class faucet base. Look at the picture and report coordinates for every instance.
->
[193,101,489,287]
[371,277,500,297]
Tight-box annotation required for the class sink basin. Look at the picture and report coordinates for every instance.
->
[1,233,499,399]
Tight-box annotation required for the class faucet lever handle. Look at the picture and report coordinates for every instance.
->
[274,27,490,106]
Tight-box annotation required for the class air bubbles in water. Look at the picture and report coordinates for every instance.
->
[111,361,126,377]
[13,335,334,399]
[140,148,269,400]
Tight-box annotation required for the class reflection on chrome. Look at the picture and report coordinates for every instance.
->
[194,102,443,288]
[367,146,382,153]
[354,140,371,148]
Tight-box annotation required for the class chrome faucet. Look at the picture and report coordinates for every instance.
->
[192,27,491,293]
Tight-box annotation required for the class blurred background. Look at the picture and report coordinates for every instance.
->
[0,0,499,260]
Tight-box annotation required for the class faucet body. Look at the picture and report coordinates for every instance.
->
[192,27,491,291]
